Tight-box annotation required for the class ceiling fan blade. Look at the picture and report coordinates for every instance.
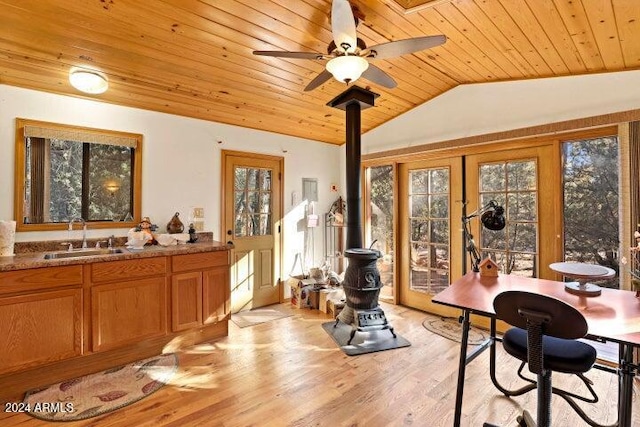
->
[331,0,357,53]
[368,35,446,60]
[253,50,324,60]
[361,64,397,89]
[304,69,333,91]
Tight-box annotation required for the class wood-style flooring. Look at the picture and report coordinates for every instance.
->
[0,303,634,426]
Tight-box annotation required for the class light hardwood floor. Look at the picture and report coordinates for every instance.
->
[0,303,634,426]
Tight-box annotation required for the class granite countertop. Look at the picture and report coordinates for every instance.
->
[0,241,233,272]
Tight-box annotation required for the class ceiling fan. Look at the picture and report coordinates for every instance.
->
[253,0,446,91]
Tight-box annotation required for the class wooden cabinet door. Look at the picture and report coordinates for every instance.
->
[0,289,82,374]
[171,272,203,332]
[203,267,230,324]
[91,277,167,352]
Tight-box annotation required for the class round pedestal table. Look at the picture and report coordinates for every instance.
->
[549,262,615,297]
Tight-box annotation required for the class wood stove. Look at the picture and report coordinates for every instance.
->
[328,86,396,345]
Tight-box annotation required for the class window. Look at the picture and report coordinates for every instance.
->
[15,118,142,231]
[366,165,395,300]
[479,159,538,277]
[562,135,619,288]
[234,167,272,237]
[408,167,450,294]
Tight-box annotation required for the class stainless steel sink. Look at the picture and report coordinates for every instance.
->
[43,248,125,260]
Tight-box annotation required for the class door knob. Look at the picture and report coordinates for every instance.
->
[227,229,232,235]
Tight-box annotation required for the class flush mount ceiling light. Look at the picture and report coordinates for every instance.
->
[69,67,108,94]
[325,55,369,85]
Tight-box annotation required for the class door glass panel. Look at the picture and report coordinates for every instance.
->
[479,160,538,277]
[247,169,258,190]
[234,166,272,237]
[408,167,450,294]
[260,193,271,213]
[248,191,259,213]
[562,136,619,289]
[261,170,272,190]
[366,165,394,301]
[235,168,247,189]
[480,164,505,191]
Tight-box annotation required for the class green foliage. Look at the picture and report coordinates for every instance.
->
[45,139,132,222]
[563,137,619,274]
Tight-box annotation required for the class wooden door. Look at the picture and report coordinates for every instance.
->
[91,277,167,352]
[398,157,463,316]
[203,267,230,324]
[222,150,283,313]
[465,144,559,279]
[171,272,203,332]
[0,289,82,374]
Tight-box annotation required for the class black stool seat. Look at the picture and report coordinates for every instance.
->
[503,327,597,374]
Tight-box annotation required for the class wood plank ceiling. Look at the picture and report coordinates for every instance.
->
[0,0,638,145]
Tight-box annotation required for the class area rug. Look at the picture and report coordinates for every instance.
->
[322,321,411,356]
[231,307,292,328]
[23,353,178,422]
[422,316,488,345]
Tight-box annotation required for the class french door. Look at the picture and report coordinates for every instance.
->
[465,145,558,280]
[394,144,558,314]
[398,157,463,316]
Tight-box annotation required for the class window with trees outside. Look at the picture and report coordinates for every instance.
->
[366,165,394,300]
[562,135,619,289]
[408,167,450,294]
[24,138,134,223]
[479,159,538,277]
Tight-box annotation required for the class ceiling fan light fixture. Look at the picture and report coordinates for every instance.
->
[69,67,108,94]
[326,55,369,84]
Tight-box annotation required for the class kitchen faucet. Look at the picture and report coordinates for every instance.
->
[68,218,88,249]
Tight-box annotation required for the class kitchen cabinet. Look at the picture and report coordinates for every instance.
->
[0,245,230,399]
[91,257,167,352]
[171,251,229,332]
[0,266,83,374]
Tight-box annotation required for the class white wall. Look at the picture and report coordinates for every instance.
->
[0,85,342,274]
[363,70,640,153]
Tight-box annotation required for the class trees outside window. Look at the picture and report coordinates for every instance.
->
[562,136,619,288]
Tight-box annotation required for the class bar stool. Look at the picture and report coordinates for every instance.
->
[486,290,598,427]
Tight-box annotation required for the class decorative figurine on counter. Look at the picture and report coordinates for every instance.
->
[134,216,158,245]
[166,212,185,234]
[188,223,198,243]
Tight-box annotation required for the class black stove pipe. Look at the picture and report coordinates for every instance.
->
[345,101,362,250]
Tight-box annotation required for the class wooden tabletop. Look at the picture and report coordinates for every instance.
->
[432,272,640,346]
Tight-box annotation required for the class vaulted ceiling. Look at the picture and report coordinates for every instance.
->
[0,0,638,145]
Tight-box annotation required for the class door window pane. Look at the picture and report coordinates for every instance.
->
[563,136,619,289]
[409,167,450,294]
[234,166,272,237]
[479,160,538,277]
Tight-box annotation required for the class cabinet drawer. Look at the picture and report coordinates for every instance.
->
[172,251,229,273]
[0,265,83,296]
[91,257,167,283]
